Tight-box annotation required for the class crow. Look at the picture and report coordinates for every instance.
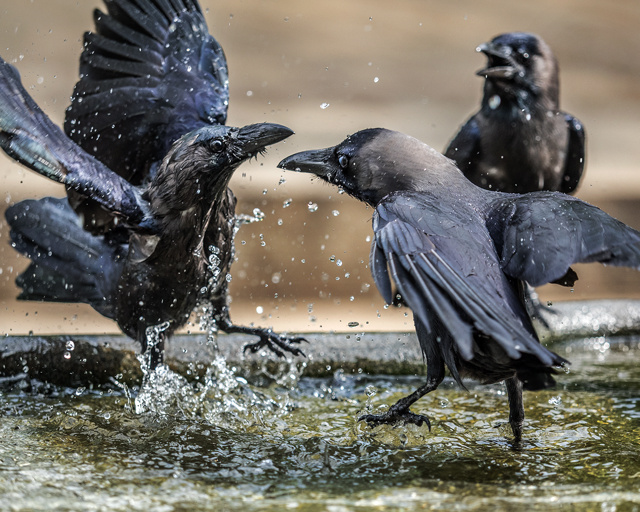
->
[0,0,304,370]
[445,32,585,195]
[279,128,640,440]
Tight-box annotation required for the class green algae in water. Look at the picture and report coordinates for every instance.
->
[1,338,640,511]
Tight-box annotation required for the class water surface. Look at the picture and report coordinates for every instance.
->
[1,336,639,511]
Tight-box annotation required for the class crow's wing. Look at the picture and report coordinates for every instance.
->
[371,192,561,367]
[65,0,229,184]
[0,58,149,227]
[490,192,640,287]
[444,115,481,177]
[558,114,586,195]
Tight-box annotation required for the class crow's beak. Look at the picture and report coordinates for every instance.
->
[277,147,336,178]
[236,123,294,155]
[476,42,519,80]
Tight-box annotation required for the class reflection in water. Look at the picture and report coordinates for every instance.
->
[0,338,639,511]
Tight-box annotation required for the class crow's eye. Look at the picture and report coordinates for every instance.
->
[338,155,349,169]
[211,140,224,152]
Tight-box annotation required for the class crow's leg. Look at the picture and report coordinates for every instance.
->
[358,369,444,429]
[505,376,525,441]
[359,317,445,429]
[139,324,166,371]
[216,307,307,358]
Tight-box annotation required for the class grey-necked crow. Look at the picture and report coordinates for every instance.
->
[279,128,640,440]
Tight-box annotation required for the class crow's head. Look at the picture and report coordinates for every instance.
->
[149,123,293,215]
[278,129,464,206]
[476,32,559,108]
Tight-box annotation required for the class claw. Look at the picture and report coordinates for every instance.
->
[358,409,431,430]
[241,332,306,358]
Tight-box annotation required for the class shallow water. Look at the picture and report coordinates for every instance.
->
[1,337,639,511]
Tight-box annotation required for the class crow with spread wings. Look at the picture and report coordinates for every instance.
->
[279,128,640,440]
[1,0,304,369]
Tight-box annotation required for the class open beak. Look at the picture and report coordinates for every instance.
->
[277,147,336,179]
[236,123,294,156]
[475,42,519,80]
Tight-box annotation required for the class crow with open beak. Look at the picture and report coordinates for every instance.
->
[279,128,640,440]
[1,0,303,369]
[445,32,585,195]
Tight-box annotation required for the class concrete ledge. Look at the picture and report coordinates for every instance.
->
[2,299,640,387]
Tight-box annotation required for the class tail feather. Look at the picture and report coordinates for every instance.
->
[5,197,126,319]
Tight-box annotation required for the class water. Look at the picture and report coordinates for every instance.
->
[1,337,639,511]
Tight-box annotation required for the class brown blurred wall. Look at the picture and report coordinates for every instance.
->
[1,0,640,335]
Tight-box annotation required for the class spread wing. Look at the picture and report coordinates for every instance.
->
[490,192,640,287]
[444,115,481,177]
[370,192,560,367]
[65,0,229,184]
[0,58,149,227]
[558,114,586,195]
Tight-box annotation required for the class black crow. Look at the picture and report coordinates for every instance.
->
[279,128,640,440]
[445,32,585,194]
[0,0,303,369]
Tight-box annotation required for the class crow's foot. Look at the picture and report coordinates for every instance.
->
[242,329,307,358]
[359,408,431,430]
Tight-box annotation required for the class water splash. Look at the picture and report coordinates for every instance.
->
[133,308,300,426]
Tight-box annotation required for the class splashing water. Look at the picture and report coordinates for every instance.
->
[133,306,301,426]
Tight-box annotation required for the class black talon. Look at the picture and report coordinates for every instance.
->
[217,313,307,358]
[358,409,432,430]
[240,331,306,358]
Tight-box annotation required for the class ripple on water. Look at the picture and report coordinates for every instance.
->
[0,337,639,511]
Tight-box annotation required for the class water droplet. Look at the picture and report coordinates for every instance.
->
[277,219,283,225]
[320,103,330,109]
[76,387,85,396]
[256,306,264,314]
[225,274,232,282]
[63,352,71,360]
[349,296,355,302]
[283,198,292,208]
[278,177,286,185]
[547,301,553,307]
[489,94,501,110]
[329,255,336,262]
[374,77,379,83]
[365,385,376,397]
[336,259,342,266]
[308,202,318,212]
[246,90,253,96]
[252,208,265,221]
[548,396,562,406]
[348,321,359,327]
[332,210,340,216]
[66,340,75,351]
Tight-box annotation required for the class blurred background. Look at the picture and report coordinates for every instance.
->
[1,0,640,336]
